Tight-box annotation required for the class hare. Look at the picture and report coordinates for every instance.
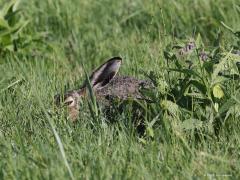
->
[55,57,154,121]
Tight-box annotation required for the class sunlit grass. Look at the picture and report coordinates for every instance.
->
[0,0,239,179]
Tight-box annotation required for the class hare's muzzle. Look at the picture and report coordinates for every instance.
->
[54,91,82,121]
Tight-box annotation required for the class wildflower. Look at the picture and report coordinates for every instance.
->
[178,41,196,55]
[185,41,196,52]
[199,50,208,61]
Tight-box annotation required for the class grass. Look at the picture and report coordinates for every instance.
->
[0,0,240,179]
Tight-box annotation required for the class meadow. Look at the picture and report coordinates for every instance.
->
[0,0,240,179]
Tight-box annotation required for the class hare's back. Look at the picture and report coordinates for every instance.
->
[96,76,153,100]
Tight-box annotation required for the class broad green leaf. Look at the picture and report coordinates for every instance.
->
[184,92,207,100]
[212,51,232,83]
[221,21,240,39]
[219,98,236,114]
[214,103,219,112]
[0,18,9,29]
[221,21,234,33]
[213,84,224,99]
[0,29,12,37]
[163,50,175,60]
[231,92,240,105]
[139,87,157,102]
[168,68,202,80]
[9,19,29,37]
[0,34,12,46]
[1,0,21,13]
[172,42,185,49]
[1,0,18,16]
[222,92,240,120]
[181,118,203,130]
[225,52,240,62]
[211,75,228,86]
[146,127,154,138]
[189,80,207,95]
[203,61,214,74]
[5,44,14,51]
[224,104,240,121]
[195,33,203,49]
[5,9,21,27]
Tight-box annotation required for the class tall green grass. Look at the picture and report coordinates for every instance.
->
[0,0,240,179]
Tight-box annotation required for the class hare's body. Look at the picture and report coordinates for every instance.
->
[55,57,154,121]
[95,75,153,100]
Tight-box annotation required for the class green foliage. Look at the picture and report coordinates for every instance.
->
[0,0,240,179]
[151,33,239,133]
[0,0,29,55]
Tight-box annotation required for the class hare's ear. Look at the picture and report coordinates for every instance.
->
[89,57,122,89]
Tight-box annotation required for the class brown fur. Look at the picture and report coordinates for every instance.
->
[55,57,154,121]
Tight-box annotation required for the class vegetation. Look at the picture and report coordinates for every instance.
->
[0,0,240,179]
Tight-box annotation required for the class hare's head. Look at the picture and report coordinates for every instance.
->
[55,57,122,121]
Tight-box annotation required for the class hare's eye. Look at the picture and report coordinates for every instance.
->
[64,96,75,106]
[64,100,74,106]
